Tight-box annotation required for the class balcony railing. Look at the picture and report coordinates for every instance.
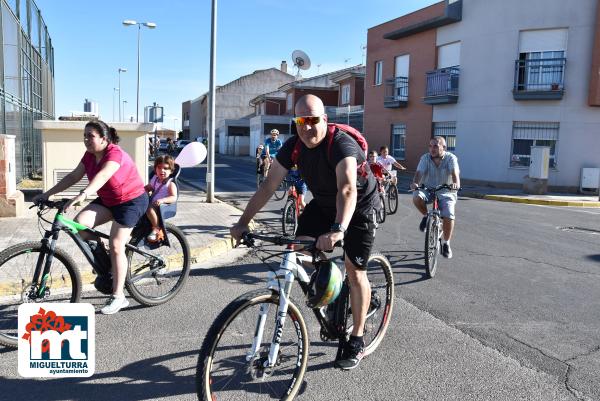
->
[513,58,566,100]
[384,76,408,108]
[424,66,459,104]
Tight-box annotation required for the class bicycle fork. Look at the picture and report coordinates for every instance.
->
[247,255,302,369]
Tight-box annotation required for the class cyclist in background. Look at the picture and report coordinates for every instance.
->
[410,136,460,258]
[287,164,307,211]
[377,145,406,186]
[262,129,282,177]
[368,151,389,193]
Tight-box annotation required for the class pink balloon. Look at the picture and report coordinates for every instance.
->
[175,142,207,167]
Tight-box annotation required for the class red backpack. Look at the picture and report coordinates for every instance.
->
[291,123,369,177]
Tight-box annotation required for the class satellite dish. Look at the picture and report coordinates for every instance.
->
[292,50,311,77]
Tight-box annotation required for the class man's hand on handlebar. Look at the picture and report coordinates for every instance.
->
[410,182,420,191]
[316,231,344,252]
[230,223,250,247]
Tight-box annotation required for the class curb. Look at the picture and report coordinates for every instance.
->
[461,192,600,208]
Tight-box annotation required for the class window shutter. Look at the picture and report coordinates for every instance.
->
[519,29,568,53]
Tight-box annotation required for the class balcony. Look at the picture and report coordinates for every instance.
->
[513,58,566,100]
[423,67,459,105]
[384,77,409,108]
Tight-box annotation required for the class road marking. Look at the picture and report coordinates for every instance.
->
[527,204,600,215]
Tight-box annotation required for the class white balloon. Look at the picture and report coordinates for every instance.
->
[175,142,207,167]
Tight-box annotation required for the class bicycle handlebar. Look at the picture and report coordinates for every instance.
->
[30,198,70,212]
[410,184,460,193]
[241,232,343,252]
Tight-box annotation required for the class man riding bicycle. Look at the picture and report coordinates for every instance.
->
[260,129,283,177]
[410,136,460,258]
[231,94,379,370]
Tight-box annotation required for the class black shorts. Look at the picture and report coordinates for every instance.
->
[91,193,149,228]
[295,200,377,269]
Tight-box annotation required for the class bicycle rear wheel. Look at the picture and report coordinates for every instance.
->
[424,216,440,278]
[273,180,287,201]
[0,242,81,347]
[387,185,399,215]
[125,223,191,306]
[346,252,394,356]
[281,198,298,236]
[197,289,308,401]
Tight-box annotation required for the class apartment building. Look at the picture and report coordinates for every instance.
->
[365,0,600,190]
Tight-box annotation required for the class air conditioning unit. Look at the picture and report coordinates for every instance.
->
[580,168,600,194]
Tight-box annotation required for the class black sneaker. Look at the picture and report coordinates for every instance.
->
[442,243,453,259]
[334,340,365,370]
[419,216,427,232]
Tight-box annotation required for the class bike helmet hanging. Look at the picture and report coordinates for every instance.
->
[306,260,343,308]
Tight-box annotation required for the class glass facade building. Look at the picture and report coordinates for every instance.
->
[1,0,54,180]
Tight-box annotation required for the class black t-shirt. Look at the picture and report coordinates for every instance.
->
[277,129,377,216]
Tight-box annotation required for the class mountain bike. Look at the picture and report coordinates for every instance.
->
[196,232,394,401]
[281,179,303,236]
[415,184,457,278]
[0,198,191,348]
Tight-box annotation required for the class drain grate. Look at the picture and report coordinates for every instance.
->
[558,226,600,235]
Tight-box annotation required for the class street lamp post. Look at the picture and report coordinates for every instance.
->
[122,100,128,122]
[112,88,119,122]
[123,20,156,123]
[118,68,127,121]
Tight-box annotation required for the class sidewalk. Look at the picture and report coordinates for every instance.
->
[395,172,600,207]
[0,183,242,281]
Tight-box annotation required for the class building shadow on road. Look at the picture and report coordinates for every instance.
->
[384,250,428,285]
[587,254,600,263]
[0,350,199,400]
[189,260,269,286]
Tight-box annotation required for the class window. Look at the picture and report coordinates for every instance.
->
[374,60,383,85]
[341,84,350,105]
[433,122,456,151]
[510,122,558,168]
[286,93,293,112]
[391,124,406,159]
[517,29,567,91]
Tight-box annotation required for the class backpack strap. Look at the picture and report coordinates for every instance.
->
[291,136,302,165]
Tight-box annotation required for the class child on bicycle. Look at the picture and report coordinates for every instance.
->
[368,151,389,193]
[145,155,178,242]
[287,165,307,211]
[377,146,406,186]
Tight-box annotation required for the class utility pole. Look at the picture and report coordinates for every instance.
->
[206,0,217,202]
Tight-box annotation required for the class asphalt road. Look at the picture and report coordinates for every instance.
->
[1,154,598,400]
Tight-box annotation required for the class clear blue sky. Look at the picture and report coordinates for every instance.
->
[36,0,437,130]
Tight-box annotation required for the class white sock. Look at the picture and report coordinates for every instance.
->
[442,239,449,245]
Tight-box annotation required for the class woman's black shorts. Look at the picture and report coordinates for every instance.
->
[91,193,149,228]
[295,200,377,269]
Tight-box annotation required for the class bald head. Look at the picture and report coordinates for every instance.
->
[295,94,325,117]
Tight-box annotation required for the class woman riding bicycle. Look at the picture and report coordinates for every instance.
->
[33,120,149,315]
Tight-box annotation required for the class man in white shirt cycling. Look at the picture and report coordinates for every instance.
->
[409,137,460,258]
[376,145,406,186]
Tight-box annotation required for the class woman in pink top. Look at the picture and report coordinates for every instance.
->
[34,120,148,315]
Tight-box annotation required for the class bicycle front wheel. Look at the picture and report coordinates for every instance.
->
[126,223,191,306]
[0,242,81,347]
[376,194,386,224]
[281,198,297,236]
[197,289,309,401]
[387,185,399,214]
[424,216,440,278]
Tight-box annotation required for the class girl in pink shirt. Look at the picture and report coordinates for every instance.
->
[34,120,148,315]
[145,155,178,242]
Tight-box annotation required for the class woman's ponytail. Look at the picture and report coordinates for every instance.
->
[108,127,120,144]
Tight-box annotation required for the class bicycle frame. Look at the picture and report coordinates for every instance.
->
[247,247,343,368]
[31,206,165,299]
